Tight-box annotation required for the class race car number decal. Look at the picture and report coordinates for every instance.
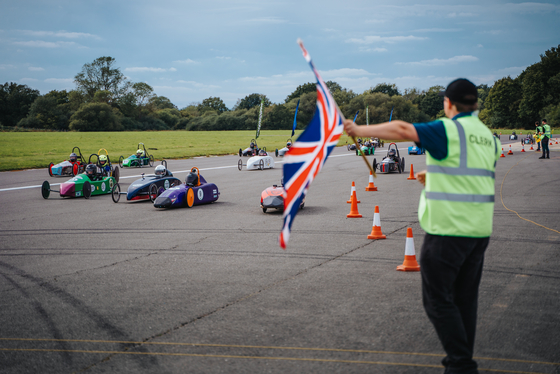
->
[109,179,114,189]
[164,180,170,189]
[101,182,106,192]
[197,188,204,201]
[91,185,96,193]
[265,159,271,167]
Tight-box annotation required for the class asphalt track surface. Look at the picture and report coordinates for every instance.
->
[1,138,559,374]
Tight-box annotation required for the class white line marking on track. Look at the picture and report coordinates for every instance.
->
[0,153,355,192]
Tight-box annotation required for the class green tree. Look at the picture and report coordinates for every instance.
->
[69,102,122,131]
[418,86,444,120]
[132,82,155,105]
[18,95,70,130]
[74,56,131,100]
[263,104,292,130]
[198,96,228,114]
[0,82,40,127]
[325,81,342,93]
[485,77,522,128]
[369,83,401,97]
[234,93,271,110]
[285,82,316,103]
[148,96,176,110]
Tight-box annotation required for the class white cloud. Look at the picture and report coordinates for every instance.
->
[13,40,77,48]
[346,35,428,45]
[396,55,479,66]
[246,17,287,24]
[173,59,199,64]
[18,30,101,40]
[28,66,44,71]
[216,56,231,60]
[0,64,16,69]
[504,2,560,14]
[359,47,388,53]
[20,78,38,82]
[44,78,73,84]
[413,28,462,32]
[125,67,177,73]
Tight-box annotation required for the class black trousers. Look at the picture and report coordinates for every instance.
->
[542,136,549,158]
[420,234,489,374]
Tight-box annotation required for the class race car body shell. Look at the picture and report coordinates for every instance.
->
[407,145,425,155]
[122,155,150,167]
[261,185,284,210]
[50,160,82,176]
[247,155,275,170]
[59,174,116,198]
[126,174,181,201]
[153,175,219,208]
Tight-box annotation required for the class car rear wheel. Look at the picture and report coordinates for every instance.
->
[149,155,154,167]
[259,159,264,170]
[111,183,121,203]
[48,163,54,177]
[238,159,242,171]
[112,166,120,182]
[41,181,50,199]
[401,157,405,174]
[239,148,242,157]
[83,181,92,199]
[149,183,158,202]
[372,158,378,171]
[186,187,194,208]
[275,149,279,157]
[262,207,267,213]
[72,163,79,176]
[119,156,124,168]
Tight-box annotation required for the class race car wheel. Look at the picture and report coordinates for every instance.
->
[83,181,92,199]
[149,155,154,167]
[239,148,242,157]
[300,202,305,210]
[72,163,79,177]
[111,183,121,203]
[238,159,242,171]
[262,207,267,213]
[372,158,378,171]
[112,166,120,182]
[401,157,405,174]
[149,183,158,202]
[48,163,54,177]
[119,156,124,168]
[41,181,50,199]
[347,145,351,151]
[186,187,194,208]
[259,159,264,170]
[275,149,279,157]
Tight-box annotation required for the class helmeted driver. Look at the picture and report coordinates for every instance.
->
[69,153,78,163]
[85,164,97,181]
[185,168,199,187]
[286,141,292,148]
[136,149,144,158]
[258,149,267,156]
[99,154,110,175]
[155,165,166,177]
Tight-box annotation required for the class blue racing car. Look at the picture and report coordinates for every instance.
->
[408,145,425,155]
[111,161,181,203]
[154,167,219,209]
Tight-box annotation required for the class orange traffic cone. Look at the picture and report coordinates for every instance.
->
[507,145,513,155]
[530,144,534,150]
[555,139,558,144]
[367,205,386,239]
[407,164,416,180]
[500,148,506,157]
[347,188,362,218]
[365,171,378,191]
[347,181,360,203]
[396,228,420,272]
[521,144,525,152]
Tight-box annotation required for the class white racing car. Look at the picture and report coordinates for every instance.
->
[238,148,275,170]
[275,139,292,157]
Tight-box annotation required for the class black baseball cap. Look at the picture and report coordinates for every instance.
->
[439,78,478,105]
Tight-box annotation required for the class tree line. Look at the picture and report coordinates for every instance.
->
[1,45,558,132]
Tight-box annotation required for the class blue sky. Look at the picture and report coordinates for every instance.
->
[1,0,559,109]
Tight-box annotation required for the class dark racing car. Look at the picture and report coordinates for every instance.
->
[372,142,405,174]
[153,167,219,209]
[239,139,260,157]
[111,161,181,203]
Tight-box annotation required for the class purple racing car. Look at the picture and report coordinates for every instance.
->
[153,167,219,209]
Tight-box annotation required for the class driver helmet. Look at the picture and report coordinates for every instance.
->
[99,154,107,166]
[358,138,362,143]
[286,141,292,148]
[86,164,97,178]
[69,153,78,163]
[388,149,396,157]
[185,169,199,187]
[259,149,267,156]
[250,142,255,149]
[136,149,144,157]
[155,164,166,177]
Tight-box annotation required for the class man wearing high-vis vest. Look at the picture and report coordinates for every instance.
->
[540,119,551,159]
[344,78,501,374]
[535,121,543,151]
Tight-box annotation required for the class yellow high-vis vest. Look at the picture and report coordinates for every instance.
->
[418,115,501,237]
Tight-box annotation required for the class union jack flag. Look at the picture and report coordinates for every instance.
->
[279,40,344,249]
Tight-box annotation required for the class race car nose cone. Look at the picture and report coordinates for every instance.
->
[263,195,283,208]
[153,196,171,208]
[60,182,75,197]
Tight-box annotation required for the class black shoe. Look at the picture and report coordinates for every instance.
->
[539,156,545,159]
[546,157,550,159]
